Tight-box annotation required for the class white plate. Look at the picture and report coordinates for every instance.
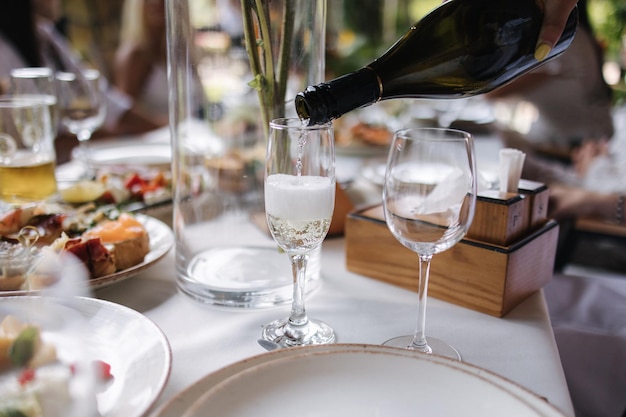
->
[0,296,172,417]
[73,142,171,169]
[362,161,500,191]
[0,214,174,296]
[151,344,565,417]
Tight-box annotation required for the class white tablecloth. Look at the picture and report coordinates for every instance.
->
[59,132,574,416]
[95,237,574,416]
[546,266,626,417]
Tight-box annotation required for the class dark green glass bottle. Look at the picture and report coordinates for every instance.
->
[295,0,578,125]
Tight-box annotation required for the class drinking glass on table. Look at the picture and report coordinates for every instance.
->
[262,118,336,347]
[382,127,477,360]
[0,96,57,204]
[10,67,59,135]
[56,69,106,179]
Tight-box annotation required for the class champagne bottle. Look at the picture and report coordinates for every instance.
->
[295,0,578,125]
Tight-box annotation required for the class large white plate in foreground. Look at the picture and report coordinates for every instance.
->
[79,297,172,417]
[0,296,172,417]
[153,344,566,417]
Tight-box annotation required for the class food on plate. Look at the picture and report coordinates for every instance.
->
[58,168,171,207]
[0,204,151,290]
[0,316,56,370]
[349,122,393,146]
[334,118,393,148]
[83,213,150,271]
[0,315,112,417]
[205,153,251,193]
[62,236,117,279]
[58,181,107,204]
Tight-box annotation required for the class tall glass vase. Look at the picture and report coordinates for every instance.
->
[166,0,326,307]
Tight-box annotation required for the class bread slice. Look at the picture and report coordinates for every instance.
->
[107,232,150,270]
[83,213,150,271]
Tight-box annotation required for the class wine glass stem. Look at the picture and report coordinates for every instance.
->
[77,129,93,179]
[288,253,310,327]
[411,253,433,353]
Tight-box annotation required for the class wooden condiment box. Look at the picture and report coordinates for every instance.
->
[466,190,528,246]
[518,179,549,231]
[345,205,559,317]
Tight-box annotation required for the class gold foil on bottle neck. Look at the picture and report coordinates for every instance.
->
[365,66,383,102]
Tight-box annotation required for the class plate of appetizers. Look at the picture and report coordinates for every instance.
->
[0,204,174,295]
[0,296,172,417]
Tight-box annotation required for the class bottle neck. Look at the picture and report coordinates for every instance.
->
[295,68,382,125]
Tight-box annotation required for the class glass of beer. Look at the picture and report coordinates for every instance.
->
[0,96,57,204]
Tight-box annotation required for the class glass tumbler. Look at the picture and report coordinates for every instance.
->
[0,96,56,204]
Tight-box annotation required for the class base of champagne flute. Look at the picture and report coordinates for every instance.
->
[261,318,335,348]
[383,336,461,361]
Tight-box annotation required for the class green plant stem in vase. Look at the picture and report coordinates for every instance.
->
[241,0,295,139]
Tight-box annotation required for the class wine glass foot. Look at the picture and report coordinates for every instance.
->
[383,335,461,360]
[262,318,335,348]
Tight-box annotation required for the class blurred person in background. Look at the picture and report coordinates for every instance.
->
[114,0,169,125]
[536,0,581,61]
[487,0,625,273]
[487,0,614,184]
[0,0,164,162]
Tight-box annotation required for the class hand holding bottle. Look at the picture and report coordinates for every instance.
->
[295,0,579,126]
[535,0,580,60]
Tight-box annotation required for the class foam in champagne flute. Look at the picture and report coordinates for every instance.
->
[265,174,334,221]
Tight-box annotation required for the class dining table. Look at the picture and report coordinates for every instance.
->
[55,128,575,417]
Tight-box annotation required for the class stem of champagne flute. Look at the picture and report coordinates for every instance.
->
[288,253,309,328]
[410,253,433,353]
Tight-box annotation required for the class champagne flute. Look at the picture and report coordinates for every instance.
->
[382,127,477,359]
[56,69,106,178]
[262,118,336,347]
[10,67,59,135]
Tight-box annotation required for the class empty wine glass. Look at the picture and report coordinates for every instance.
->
[56,69,106,178]
[382,127,477,359]
[10,67,59,135]
[262,118,336,347]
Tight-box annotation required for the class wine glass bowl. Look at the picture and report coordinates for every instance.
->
[382,127,477,359]
[262,118,336,347]
[9,67,59,135]
[56,69,106,178]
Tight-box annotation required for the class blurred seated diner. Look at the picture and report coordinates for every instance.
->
[113,0,169,126]
[486,0,614,185]
[0,0,165,164]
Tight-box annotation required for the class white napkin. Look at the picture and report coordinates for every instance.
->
[392,165,468,216]
[498,148,526,193]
